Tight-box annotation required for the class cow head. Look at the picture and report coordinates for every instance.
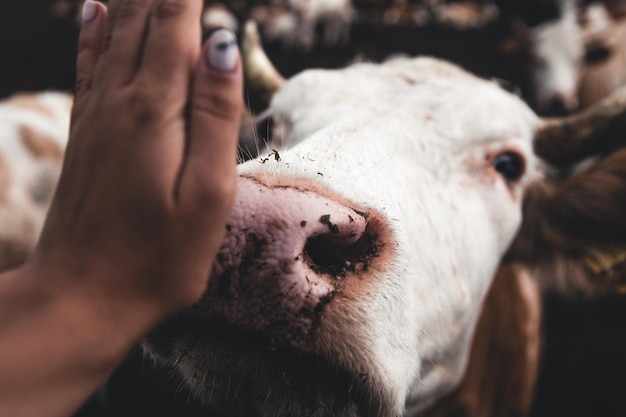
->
[512,0,585,115]
[142,22,551,417]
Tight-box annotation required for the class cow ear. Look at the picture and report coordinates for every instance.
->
[505,150,626,294]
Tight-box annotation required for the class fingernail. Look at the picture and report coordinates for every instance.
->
[207,29,238,72]
[82,0,98,23]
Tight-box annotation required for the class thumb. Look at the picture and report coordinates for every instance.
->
[180,28,243,215]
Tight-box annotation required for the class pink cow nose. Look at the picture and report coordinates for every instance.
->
[187,176,382,351]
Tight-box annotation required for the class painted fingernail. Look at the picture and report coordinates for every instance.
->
[207,29,238,72]
[82,0,98,23]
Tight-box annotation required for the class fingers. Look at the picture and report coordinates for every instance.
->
[95,0,153,86]
[180,29,243,213]
[72,1,108,121]
[74,0,243,214]
[136,0,204,93]
[98,0,203,89]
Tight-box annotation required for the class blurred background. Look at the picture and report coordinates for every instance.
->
[1,1,625,416]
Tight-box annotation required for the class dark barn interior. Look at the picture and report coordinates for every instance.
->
[1,1,625,417]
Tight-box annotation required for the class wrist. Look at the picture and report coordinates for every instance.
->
[16,254,165,367]
[0,260,161,417]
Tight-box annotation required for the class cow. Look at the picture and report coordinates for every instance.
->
[139,22,626,417]
[499,0,586,114]
[501,0,626,115]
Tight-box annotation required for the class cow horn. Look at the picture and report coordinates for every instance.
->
[534,84,626,167]
[242,20,285,106]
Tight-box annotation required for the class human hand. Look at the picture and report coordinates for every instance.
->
[0,2,242,415]
[30,0,243,326]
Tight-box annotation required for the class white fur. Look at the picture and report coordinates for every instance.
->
[0,92,70,269]
[240,57,541,414]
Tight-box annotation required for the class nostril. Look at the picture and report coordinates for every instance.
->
[304,229,374,276]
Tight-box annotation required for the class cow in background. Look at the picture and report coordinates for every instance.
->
[0,93,69,270]
[578,2,626,107]
[202,0,355,49]
[500,0,626,116]
[499,0,586,114]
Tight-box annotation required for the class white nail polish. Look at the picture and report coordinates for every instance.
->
[82,0,98,23]
[207,29,238,72]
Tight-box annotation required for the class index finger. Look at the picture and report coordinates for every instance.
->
[134,0,204,93]
[95,0,154,87]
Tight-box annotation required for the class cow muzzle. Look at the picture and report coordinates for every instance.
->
[185,175,384,352]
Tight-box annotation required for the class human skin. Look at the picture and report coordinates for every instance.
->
[0,1,243,416]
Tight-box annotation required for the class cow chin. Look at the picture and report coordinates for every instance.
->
[143,321,390,417]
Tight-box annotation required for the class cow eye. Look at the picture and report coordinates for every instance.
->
[493,152,525,183]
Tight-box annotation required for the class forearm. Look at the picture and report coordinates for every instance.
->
[0,262,158,417]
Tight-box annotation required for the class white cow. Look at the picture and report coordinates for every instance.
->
[524,0,585,114]
[144,33,546,416]
[141,22,626,417]
[503,1,626,115]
